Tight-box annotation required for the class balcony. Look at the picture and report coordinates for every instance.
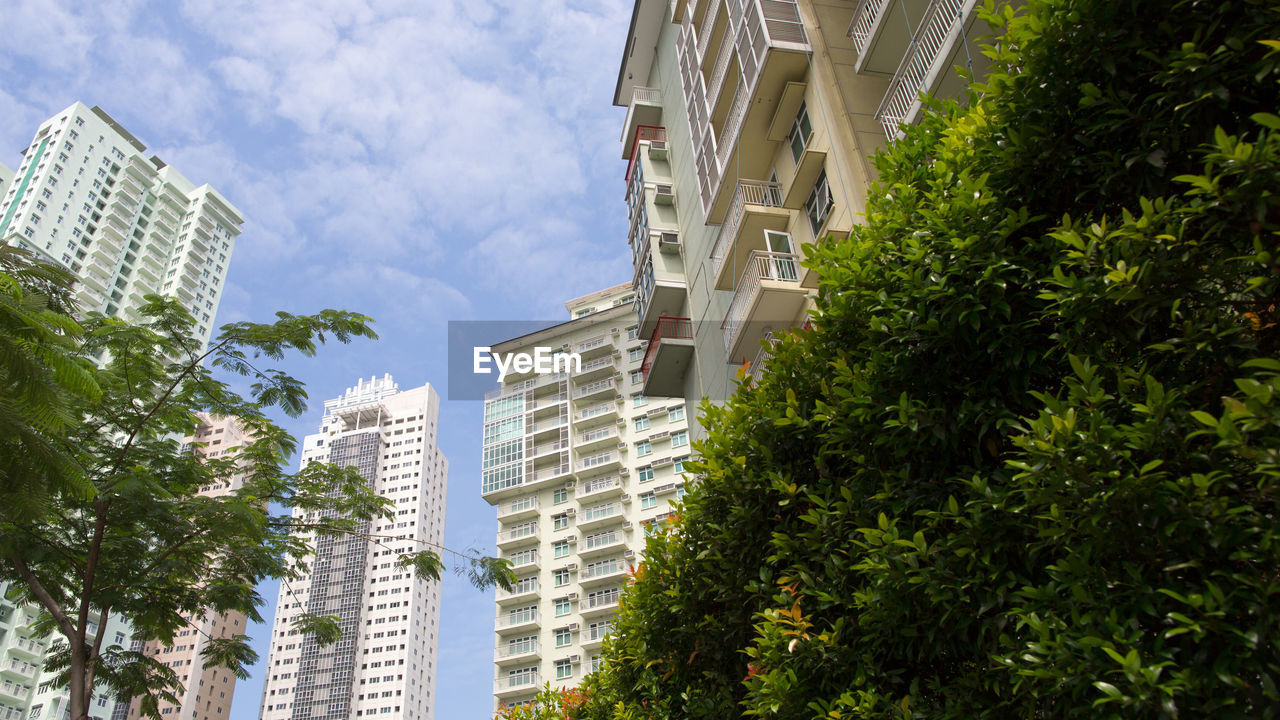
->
[0,682,25,703]
[749,331,777,383]
[578,502,624,531]
[495,608,539,633]
[496,496,539,520]
[495,639,539,664]
[496,523,539,549]
[577,426,619,451]
[689,0,812,221]
[710,180,791,290]
[581,560,627,585]
[494,671,540,696]
[721,251,809,363]
[574,355,616,381]
[579,530,625,558]
[496,582,540,605]
[875,0,989,138]
[635,269,688,340]
[575,378,616,402]
[625,124,667,191]
[641,316,695,398]
[577,451,621,477]
[0,660,35,680]
[848,0,930,74]
[582,590,622,617]
[7,636,43,659]
[576,402,619,426]
[531,438,569,459]
[579,474,623,500]
[575,334,613,359]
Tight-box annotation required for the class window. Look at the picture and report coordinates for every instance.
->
[553,513,569,530]
[804,170,833,235]
[555,659,573,679]
[631,370,644,385]
[634,416,650,432]
[553,540,570,558]
[628,347,644,362]
[553,568,570,587]
[626,326,638,340]
[640,492,657,510]
[555,628,572,647]
[554,598,571,616]
[671,431,688,448]
[552,488,569,504]
[676,486,688,500]
[632,394,648,408]
[591,656,604,673]
[674,456,688,473]
[669,406,685,422]
[636,441,652,456]
[788,101,813,162]
[637,467,654,483]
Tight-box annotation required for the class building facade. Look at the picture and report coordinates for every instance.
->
[481,284,693,710]
[0,102,243,351]
[616,0,994,427]
[257,376,447,720]
[111,415,254,720]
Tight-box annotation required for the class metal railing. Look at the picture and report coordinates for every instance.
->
[586,589,622,609]
[722,251,802,354]
[848,0,894,57]
[577,356,615,375]
[497,496,538,518]
[716,87,749,167]
[577,403,616,421]
[583,560,623,579]
[578,426,617,445]
[875,0,966,138]
[578,452,618,472]
[583,530,621,550]
[706,22,739,104]
[582,502,621,523]
[495,671,539,692]
[580,476,622,497]
[641,316,694,382]
[697,0,723,57]
[750,330,777,382]
[496,639,539,659]
[710,180,784,282]
[577,379,614,397]
[497,523,538,544]
[532,465,570,482]
[496,608,539,628]
[577,334,610,353]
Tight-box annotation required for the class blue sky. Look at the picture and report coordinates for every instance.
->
[0,1,636,717]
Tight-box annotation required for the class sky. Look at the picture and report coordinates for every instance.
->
[0,1,638,718]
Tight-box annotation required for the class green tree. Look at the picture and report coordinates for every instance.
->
[0,286,512,720]
[584,0,1280,718]
[494,683,589,720]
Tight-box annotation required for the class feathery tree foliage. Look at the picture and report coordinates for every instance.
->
[579,0,1280,718]
[0,259,513,720]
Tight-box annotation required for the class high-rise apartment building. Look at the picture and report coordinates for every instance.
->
[0,162,13,199]
[257,375,448,720]
[616,0,994,425]
[0,102,243,351]
[481,284,693,710]
[111,415,253,720]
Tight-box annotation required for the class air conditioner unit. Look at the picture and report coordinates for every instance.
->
[620,494,631,502]
[569,654,581,663]
[658,231,681,254]
[566,565,578,573]
[611,327,619,334]
[615,394,624,401]
[567,593,579,601]
[647,140,668,160]
[622,522,633,529]
[617,442,627,450]
[619,468,630,475]
[568,623,579,631]
[651,431,670,441]
[564,480,575,488]
[565,508,576,516]
[623,550,635,559]
[567,536,577,544]
[654,184,675,205]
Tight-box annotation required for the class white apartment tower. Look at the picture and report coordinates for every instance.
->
[0,102,243,351]
[481,284,693,710]
[258,375,447,720]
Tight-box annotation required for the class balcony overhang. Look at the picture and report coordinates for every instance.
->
[713,207,793,290]
[850,0,930,75]
[782,148,827,208]
[638,279,688,338]
[621,96,664,159]
[642,335,694,397]
[724,280,808,363]
[765,82,808,141]
[613,0,669,107]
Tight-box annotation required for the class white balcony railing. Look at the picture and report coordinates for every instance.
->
[497,523,538,544]
[716,87,749,167]
[497,608,539,628]
[580,475,622,497]
[722,251,802,353]
[577,356,615,375]
[586,589,622,609]
[710,180,785,282]
[579,427,617,445]
[706,19,739,103]
[848,0,894,57]
[578,453,618,472]
[875,0,966,138]
[496,639,539,659]
[576,335,609,353]
[577,403,616,421]
[495,671,539,692]
[577,379,614,398]
[533,465,570,482]
[583,560,623,579]
[583,530,621,551]
[582,503,622,523]
[497,496,538,518]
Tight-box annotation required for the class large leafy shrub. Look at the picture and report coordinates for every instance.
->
[581,0,1280,718]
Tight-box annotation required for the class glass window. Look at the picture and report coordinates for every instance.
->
[788,101,812,163]
[553,488,569,504]
[555,629,572,647]
[631,370,644,385]
[804,170,833,236]
[556,659,573,679]
[671,431,688,448]
[554,569,570,586]
[636,441,652,456]
[553,540,570,558]
[640,492,657,510]
[626,326,638,340]
[628,347,645,362]
[634,416,650,432]
[676,486,687,500]
[668,406,685,422]
[555,598,571,616]
[632,394,648,408]
[638,467,654,482]
[673,456,688,473]
[553,514,569,530]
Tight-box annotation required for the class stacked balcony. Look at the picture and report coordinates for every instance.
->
[641,316,694,398]
[721,250,807,363]
[494,637,539,665]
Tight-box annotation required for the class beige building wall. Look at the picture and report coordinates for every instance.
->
[482,284,693,711]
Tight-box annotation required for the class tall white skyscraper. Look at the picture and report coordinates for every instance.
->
[0,102,243,351]
[258,375,448,720]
